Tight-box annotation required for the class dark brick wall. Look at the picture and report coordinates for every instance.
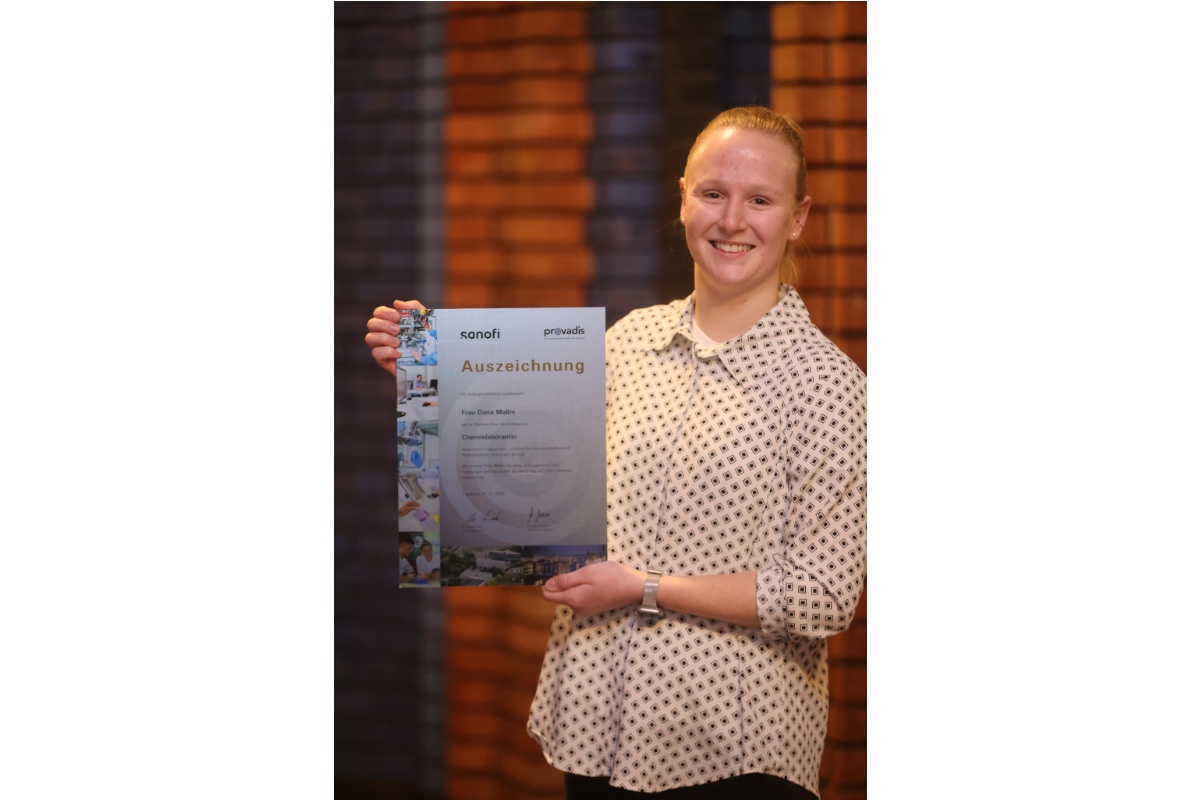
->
[588,2,773,324]
[587,2,665,323]
[334,3,446,798]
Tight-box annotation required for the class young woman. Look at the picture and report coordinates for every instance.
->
[364,107,866,800]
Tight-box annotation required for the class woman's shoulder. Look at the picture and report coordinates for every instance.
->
[771,289,864,381]
[606,297,690,348]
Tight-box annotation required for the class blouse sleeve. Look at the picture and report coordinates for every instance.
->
[756,363,867,642]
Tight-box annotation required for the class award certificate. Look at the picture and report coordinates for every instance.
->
[396,307,606,587]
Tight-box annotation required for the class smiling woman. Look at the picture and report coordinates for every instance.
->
[684,107,810,275]
[526,108,865,800]
[364,105,866,800]
[678,108,813,343]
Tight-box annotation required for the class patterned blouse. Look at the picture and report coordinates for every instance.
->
[527,286,867,795]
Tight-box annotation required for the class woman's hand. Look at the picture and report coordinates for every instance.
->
[541,561,644,618]
[364,299,426,376]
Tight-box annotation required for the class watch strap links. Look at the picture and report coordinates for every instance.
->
[638,568,664,617]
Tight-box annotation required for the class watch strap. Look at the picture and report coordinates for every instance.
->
[638,569,664,617]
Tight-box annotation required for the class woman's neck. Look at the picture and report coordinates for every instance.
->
[692,277,780,343]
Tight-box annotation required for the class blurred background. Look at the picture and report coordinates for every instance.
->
[334,2,866,798]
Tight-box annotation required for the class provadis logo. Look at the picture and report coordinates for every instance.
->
[544,326,586,337]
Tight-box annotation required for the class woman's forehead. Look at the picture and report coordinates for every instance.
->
[687,128,796,181]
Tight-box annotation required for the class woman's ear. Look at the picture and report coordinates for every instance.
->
[793,195,813,232]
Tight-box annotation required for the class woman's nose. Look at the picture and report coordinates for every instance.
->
[721,202,746,233]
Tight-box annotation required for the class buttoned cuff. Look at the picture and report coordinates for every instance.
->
[755,562,789,641]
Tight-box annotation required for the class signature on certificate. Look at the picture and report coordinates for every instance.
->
[527,507,552,525]
[466,508,503,523]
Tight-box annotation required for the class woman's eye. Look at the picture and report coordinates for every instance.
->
[752,197,769,205]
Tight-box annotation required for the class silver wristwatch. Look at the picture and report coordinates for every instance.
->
[638,569,664,617]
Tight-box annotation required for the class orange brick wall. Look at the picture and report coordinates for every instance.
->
[441,1,595,310]
[440,7,592,799]
[772,1,868,376]
[443,588,562,800]
[772,5,867,800]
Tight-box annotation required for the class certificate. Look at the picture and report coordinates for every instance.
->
[396,307,607,587]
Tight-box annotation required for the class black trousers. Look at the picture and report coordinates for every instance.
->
[563,772,818,800]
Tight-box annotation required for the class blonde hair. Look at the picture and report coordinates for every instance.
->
[683,106,809,285]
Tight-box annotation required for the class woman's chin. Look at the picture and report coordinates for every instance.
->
[695,262,779,295]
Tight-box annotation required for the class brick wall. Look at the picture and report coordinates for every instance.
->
[587,1,669,321]
[439,4,594,798]
[588,2,773,322]
[442,1,595,309]
[771,1,868,374]
[771,5,868,799]
[334,3,447,798]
